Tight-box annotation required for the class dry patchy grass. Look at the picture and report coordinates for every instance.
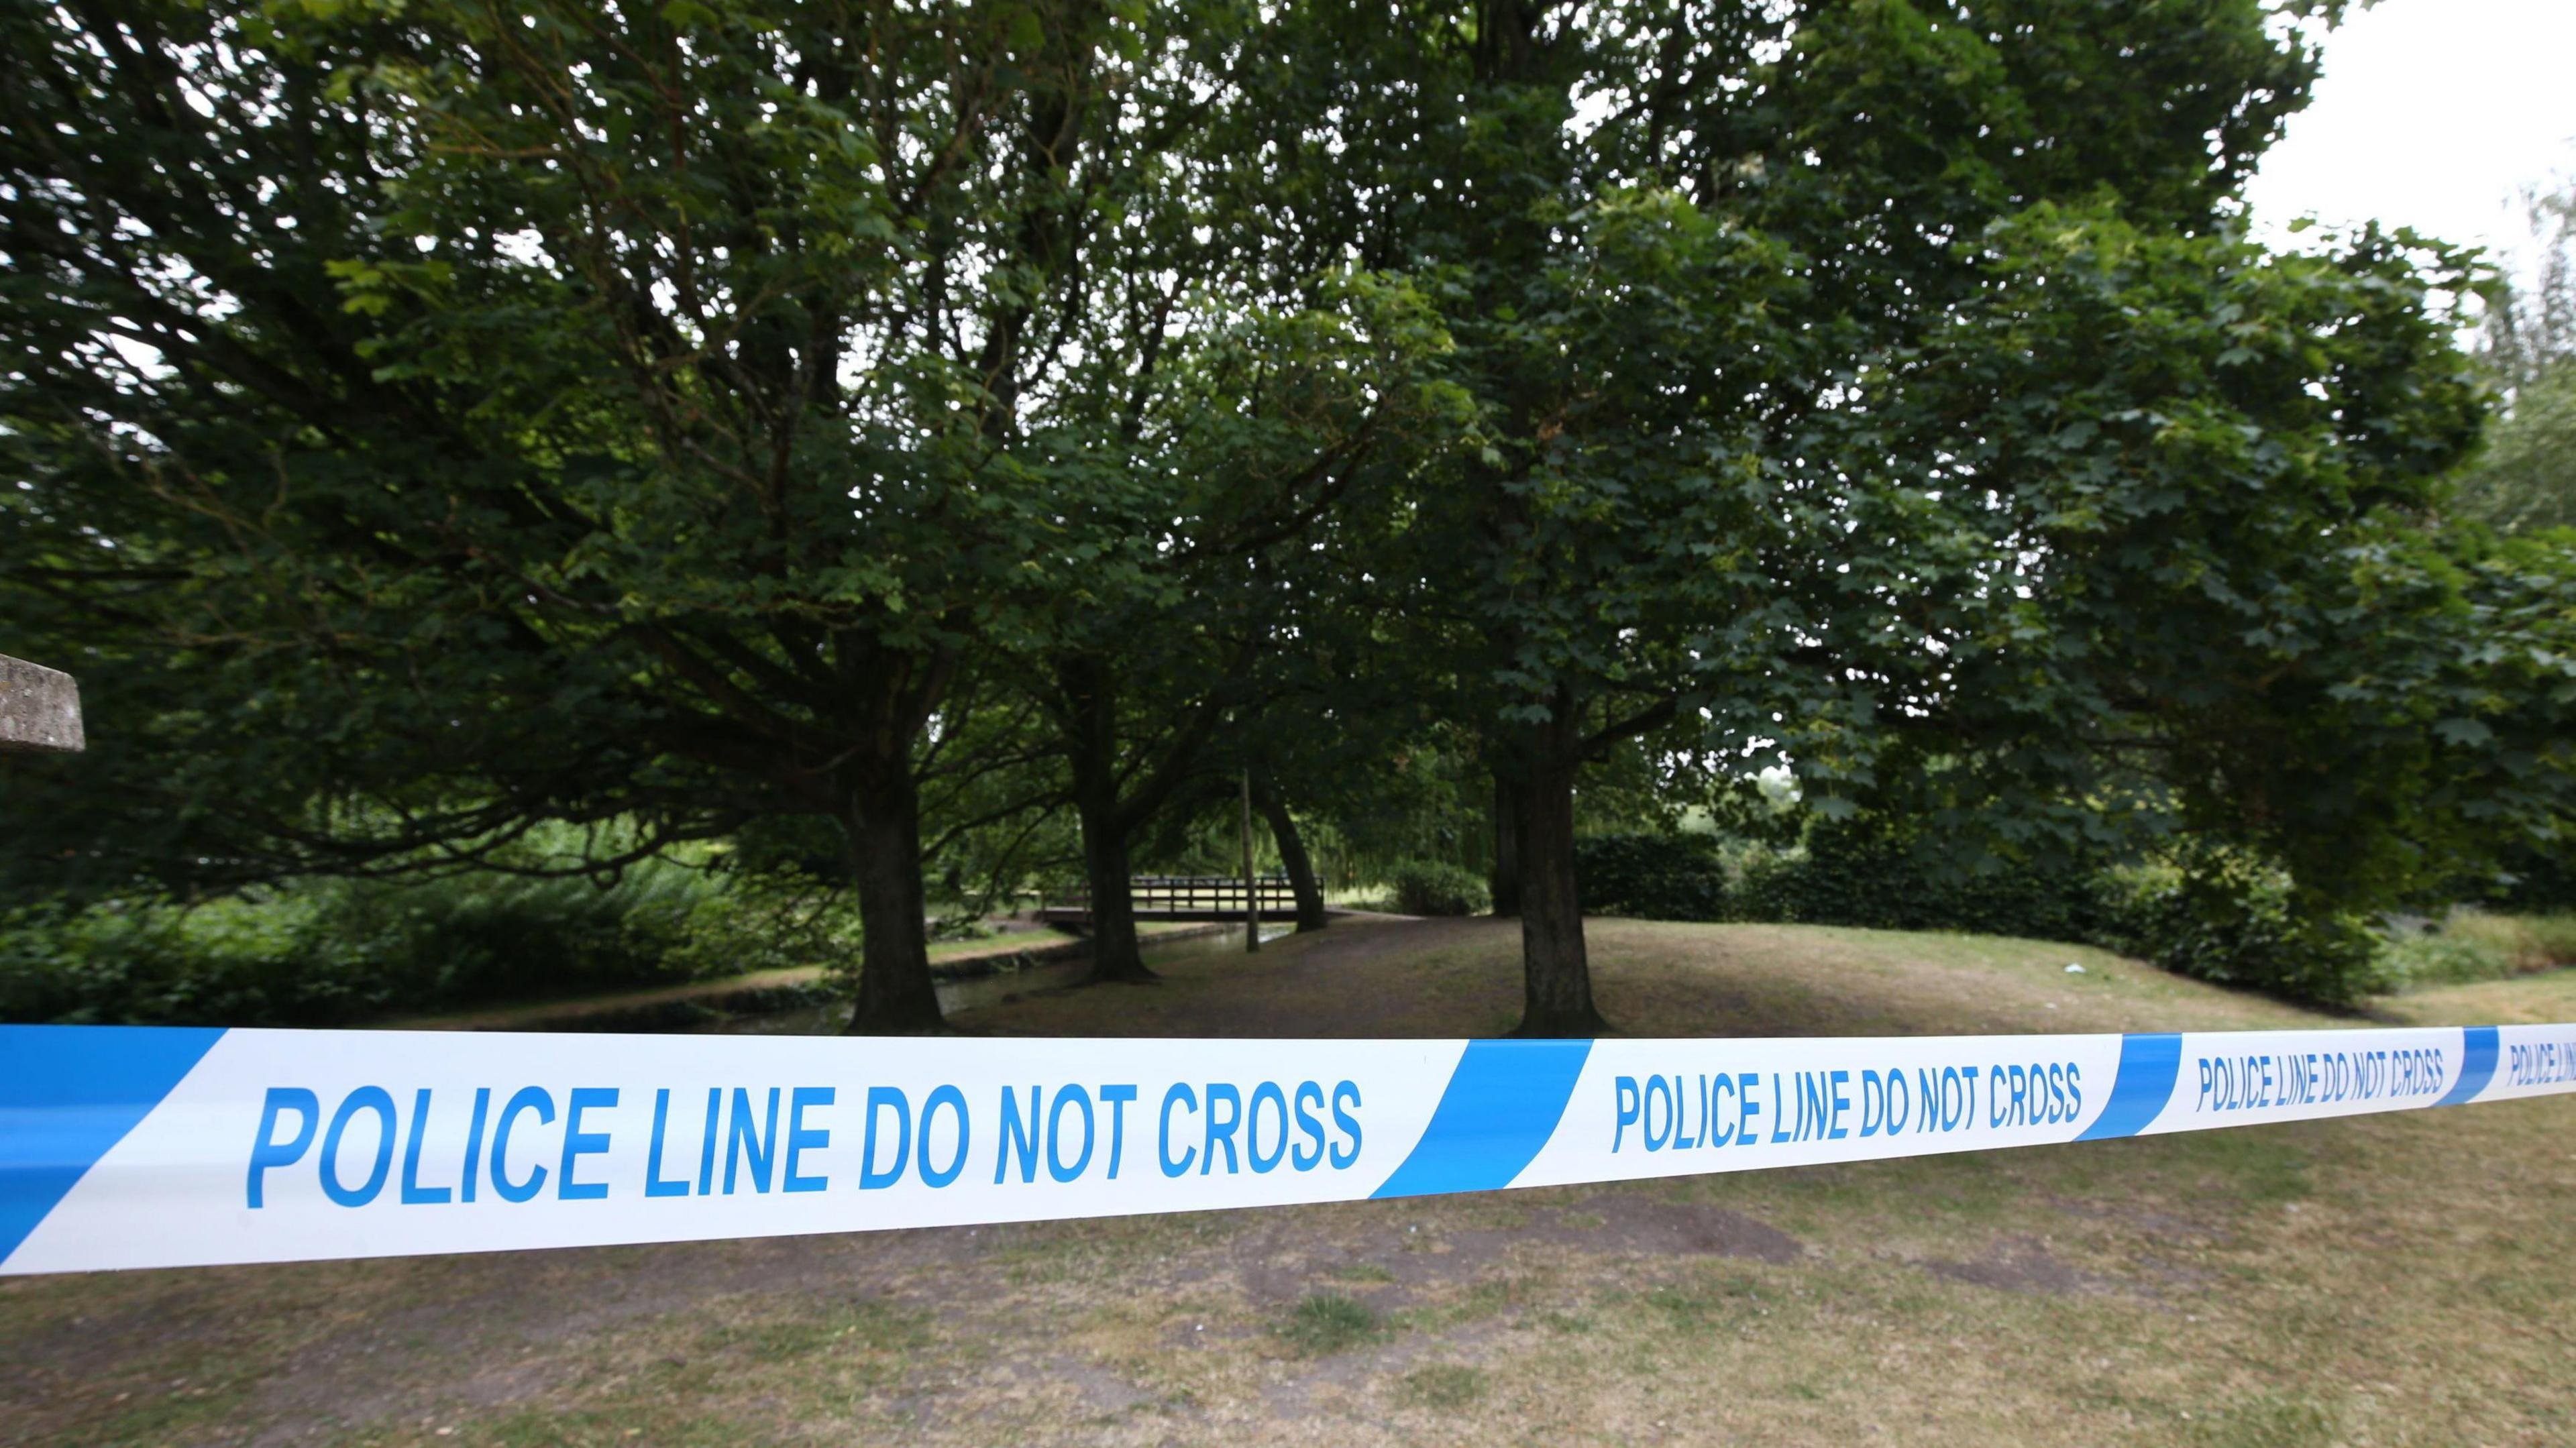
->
[6,920,2572,1448]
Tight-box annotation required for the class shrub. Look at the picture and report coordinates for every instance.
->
[1384,859,1489,917]
[0,895,351,1027]
[1573,834,1728,921]
[0,859,820,1027]
[1727,824,2385,1007]
[2375,910,2576,991]
[2493,841,2576,913]
[1577,818,2390,1007]
[2097,854,2385,1008]
[1732,819,2116,944]
[312,865,714,1005]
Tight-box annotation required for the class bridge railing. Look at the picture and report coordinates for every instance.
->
[1063,876,1299,913]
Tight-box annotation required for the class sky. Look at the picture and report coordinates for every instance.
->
[2243,0,2576,274]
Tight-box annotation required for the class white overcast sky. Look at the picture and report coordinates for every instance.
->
[2244,0,2576,274]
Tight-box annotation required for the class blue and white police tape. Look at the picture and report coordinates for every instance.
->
[5,1021,2573,1275]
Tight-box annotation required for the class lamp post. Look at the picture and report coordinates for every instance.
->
[1241,771,1260,953]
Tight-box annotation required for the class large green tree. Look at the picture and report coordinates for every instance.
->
[1290,0,2520,1032]
[1030,280,1445,982]
[0,0,1426,1028]
[1884,210,2563,934]
[10,0,2554,1043]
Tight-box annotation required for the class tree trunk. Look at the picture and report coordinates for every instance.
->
[1489,767,1522,917]
[1254,784,1329,932]
[1077,779,1151,981]
[843,766,947,1034]
[1061,658,1152,983]
[1513,744,1606,1036]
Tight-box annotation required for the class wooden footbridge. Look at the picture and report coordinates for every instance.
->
[1036,876,1344,930]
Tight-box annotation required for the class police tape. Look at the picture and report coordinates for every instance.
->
[4,1020,2573,1275]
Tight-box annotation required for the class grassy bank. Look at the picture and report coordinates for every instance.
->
[5,918,2572,1447]
[2379,911,2576,990]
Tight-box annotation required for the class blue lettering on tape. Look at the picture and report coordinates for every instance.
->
[1371,1040,1591,1200]
[2073,1033,2180,1141]
[7,1020,2575,1278]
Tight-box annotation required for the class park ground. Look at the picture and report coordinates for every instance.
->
[5,918,2573,1448]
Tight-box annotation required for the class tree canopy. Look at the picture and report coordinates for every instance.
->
[2455,183,2576,535]
[3,0,1445,1027]
[6,0,2570,1033]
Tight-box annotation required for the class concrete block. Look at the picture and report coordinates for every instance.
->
[0,654,85,753]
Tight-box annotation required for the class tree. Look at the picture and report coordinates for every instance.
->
[10,0,2542,1038]
[1883,210,2559,940]
[1223,608,1444,936]
[1028,282,1443,981]
[1042,633,1247,981]
[2455,184,2576,534]
[1297,0,2496,1032]
[0,0,1426,1028]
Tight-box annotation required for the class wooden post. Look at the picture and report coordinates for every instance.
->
[1241,771,1260,952]
[0,655,84,755]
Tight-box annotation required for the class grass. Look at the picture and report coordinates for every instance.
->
[2443,911,2576,974]
[2379,911,2576,991]
[1276,1292,1389,1355]
[1397,1363,1489,1410]
[7,917,2574,1447]
[1642,1269,1765,1327]
[695,1295,927,1362]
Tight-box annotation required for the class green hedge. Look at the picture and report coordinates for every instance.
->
[1574,824,2116,942]
[2096,858,2382,1008]
[0,862,847,1027]
[1573,827,2384,1007]
[1569,834,1729,921]
[1733,826,2121,945]
[1384,859,1490,917]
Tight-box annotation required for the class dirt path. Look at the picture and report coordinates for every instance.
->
[953,913,1499,1038]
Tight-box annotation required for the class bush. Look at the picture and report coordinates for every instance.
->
[1574,821,2387,1007]
[0,859,835,1027]
[1573,834,1728,921]
[2493,841,2576,912]
[0,893,359,1027]
[1384,859,1489,917]
[1731,819,2116,944]
[2096,855,2385,1008]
